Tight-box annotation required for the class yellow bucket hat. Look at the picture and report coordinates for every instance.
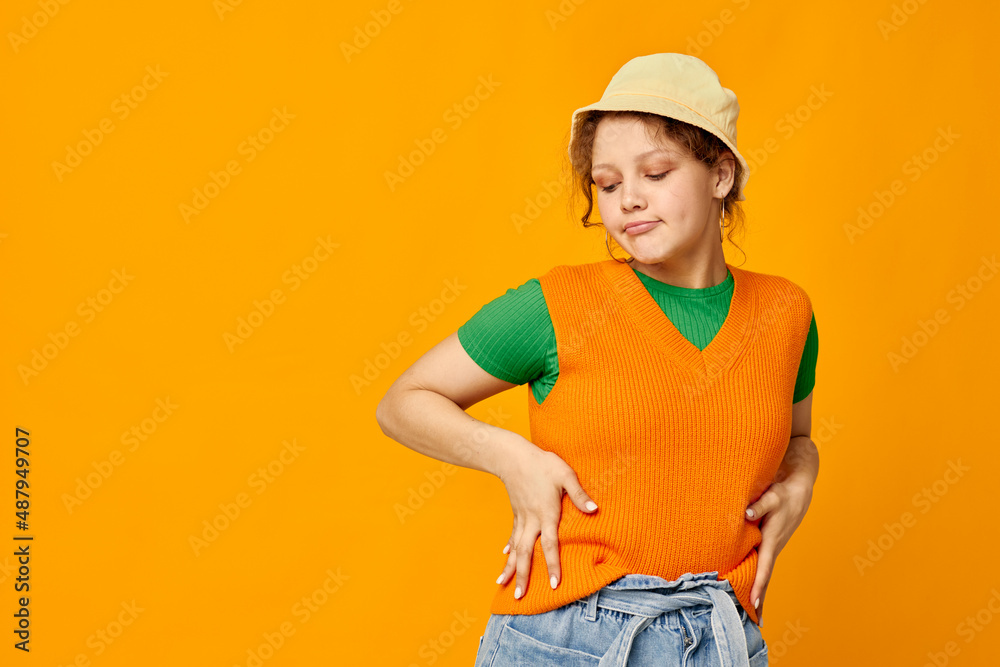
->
[569,53,749,202]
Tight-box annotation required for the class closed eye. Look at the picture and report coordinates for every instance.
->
[599,171,669,193]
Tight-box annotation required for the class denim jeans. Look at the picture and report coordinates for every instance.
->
[474,571,767,667]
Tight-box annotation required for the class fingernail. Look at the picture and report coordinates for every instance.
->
[586,501,598,511]
[514,586,522,599]
[503,544,509,554]
[550,575,558,589]
[496,573,504,585]
[754,597,760,608]
[746,508,755,518]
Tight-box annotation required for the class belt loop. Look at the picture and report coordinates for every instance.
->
[585,589,600,622]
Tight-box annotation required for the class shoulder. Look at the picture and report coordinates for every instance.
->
[733,265,812,312]
[538,259,608,278]
[458,276,551,352]
[534,261,618,309]
[465,276,546,317]
[537,260,613,289]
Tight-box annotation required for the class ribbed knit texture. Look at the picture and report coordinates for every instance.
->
[456,269,818,405]
[488,259,813,626]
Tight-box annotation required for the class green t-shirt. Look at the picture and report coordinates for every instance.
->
[458,266,818,405]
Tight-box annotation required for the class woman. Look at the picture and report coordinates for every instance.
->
[376,53,819,666]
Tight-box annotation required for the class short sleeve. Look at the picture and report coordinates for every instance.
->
[792,312,818,403]
[456,278,552,386]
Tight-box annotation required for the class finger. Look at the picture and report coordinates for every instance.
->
[500,513,519,558]
[749,558,771,621]
[496,539,518,586]
[752,551,775,625]
[758,580,770,626]
[514,520,539,600]
[756,535,777,587]
[745,490,773,520]
[540,515,560,589]
[563,471,598,514]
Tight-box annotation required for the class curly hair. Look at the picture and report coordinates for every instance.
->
[564,109,747,265]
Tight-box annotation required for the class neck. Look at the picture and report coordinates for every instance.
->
[629,249,728,289]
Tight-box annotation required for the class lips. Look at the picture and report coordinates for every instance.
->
[623,220,660,235]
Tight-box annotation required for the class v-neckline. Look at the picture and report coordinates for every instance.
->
[598,259,754,379]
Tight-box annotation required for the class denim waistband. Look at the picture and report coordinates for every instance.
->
[582,571,750,667]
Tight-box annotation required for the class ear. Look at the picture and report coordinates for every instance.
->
[713,151,736,199]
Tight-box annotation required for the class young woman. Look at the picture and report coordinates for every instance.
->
[376,53,819,666]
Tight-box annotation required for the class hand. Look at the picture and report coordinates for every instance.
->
[493,437,599,600]
[745,473,815,626]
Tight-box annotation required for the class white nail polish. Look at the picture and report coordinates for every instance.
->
[514,586,522,599]
[503,544,509,554]
[551,575,558,589]
[754,597,760,608]
[586,501,598,511]
[746,508,754,518]
[496,574,504,584]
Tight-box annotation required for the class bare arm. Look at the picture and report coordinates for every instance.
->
[376,330,600,598]
[775,390,819,490]
[746,389,819,625]
[375,331,530,479]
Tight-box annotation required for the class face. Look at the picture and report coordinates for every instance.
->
[590,116,734,266]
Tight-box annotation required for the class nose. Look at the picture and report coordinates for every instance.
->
[620,179,646,213]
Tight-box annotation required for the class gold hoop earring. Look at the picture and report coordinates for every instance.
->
[605,228,632,263]
[719,198,727,242]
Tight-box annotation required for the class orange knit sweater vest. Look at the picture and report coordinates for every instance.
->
[489,259,813,625]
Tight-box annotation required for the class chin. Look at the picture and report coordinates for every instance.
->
[626,246,671,264]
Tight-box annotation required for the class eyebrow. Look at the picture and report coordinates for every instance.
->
[592,148,679,173]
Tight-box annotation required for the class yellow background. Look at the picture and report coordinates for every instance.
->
[3,0,999,664]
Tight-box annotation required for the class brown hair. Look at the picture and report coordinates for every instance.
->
[564,110,747,265]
